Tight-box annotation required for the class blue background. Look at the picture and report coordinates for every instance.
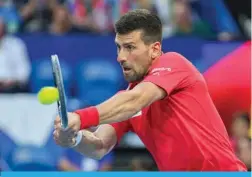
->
[19,34,243,98]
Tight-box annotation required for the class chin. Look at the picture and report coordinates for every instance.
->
[124,75,134,83]
[124,75,143,83]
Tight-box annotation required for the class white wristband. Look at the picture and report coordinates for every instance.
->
[71,131,83,148]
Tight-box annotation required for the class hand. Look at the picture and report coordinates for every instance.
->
[53,112,81,147]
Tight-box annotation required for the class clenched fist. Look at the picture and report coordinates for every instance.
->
[53,112,81,147]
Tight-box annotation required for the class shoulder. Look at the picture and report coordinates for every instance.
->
[150,52,198,74]
[159,52,190,67]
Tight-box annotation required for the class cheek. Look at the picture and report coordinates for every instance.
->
[129,50,150,70]
[135,59,150,74]
[127,54,137,62]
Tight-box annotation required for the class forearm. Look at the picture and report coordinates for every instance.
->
[73,130,106,160]
[75,82,163,130]
[97,91,142,124]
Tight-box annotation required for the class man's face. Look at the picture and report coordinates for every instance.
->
[115,30,160,83]
[231,117,249,138]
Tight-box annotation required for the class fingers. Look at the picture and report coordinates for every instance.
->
[53,129,75,147]
[53,113,80,147]
[53,127,77,147]
[55,113,80,132]
[54,116,61,124]
[54,116,61,129]
[54,128,76,138]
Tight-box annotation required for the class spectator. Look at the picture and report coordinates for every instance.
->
[134,0,156,13]
[153,0,175,38]
[230,112,251,171]
[231,112,250,141]
[173,0,215,38]
[13,0,62,33]
[49,5,81,35]
[236,138,251,171]
[0,17,31,93]
[65,0,112,34]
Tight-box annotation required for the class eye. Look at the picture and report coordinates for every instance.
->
[116,44,121,50]
[126,45,135,51]
[116,45,121,54]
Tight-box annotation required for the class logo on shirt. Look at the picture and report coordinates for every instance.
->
[131,111,142,119]
[150,67,172,76]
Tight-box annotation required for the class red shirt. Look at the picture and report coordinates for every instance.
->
[111,52,247,171]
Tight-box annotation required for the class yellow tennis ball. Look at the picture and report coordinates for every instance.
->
[38,86,59,105]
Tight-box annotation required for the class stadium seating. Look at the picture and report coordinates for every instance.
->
[75,59,123,106]
[30,58,73,97]
[7,145,56,171]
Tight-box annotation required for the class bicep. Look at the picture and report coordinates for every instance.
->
[129,82,166,108]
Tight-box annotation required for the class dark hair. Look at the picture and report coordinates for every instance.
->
[233,112,251,125]
[115,9,162,44]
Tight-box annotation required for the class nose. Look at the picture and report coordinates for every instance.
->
[117,57,126,63]
[117,49,128,63]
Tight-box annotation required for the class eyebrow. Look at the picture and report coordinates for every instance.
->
[115,42,135,46]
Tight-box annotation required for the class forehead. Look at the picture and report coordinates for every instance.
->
[115,30,143,44]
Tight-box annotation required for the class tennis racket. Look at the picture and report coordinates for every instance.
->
[51,54,69,129]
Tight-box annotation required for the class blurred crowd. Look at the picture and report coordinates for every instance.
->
[230,112,251,171]
[0,0,245,40]
[0,0,249,92]
[0,0,248,93]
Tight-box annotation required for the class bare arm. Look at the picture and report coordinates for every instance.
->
[73,82,165,158]
[97,82,166,124]
[73,124,117,160]
[55,82,165,159]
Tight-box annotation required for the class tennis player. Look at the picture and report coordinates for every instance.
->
[53,9,247,171]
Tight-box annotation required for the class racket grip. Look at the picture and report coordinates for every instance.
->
[59,108,68,129]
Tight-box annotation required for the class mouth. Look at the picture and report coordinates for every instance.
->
[122,66,131,73]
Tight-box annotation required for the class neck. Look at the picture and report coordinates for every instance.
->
[145,52,162,76]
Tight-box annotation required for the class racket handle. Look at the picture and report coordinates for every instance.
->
[59,109,68,129]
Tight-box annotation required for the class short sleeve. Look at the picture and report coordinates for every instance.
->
[110,120,131,143]
[143,52,194,96]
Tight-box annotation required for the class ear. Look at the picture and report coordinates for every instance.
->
[149,42,161,60]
